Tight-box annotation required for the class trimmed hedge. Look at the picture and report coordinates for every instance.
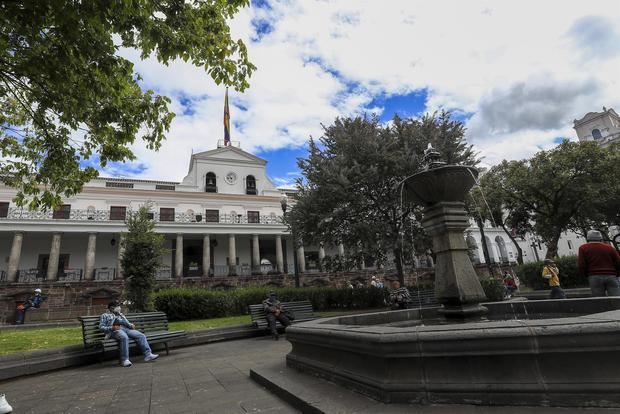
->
[480,277,505,302]
[515,256,586,290]
[153,286,387,321]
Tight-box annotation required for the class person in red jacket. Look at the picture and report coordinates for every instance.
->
[578,230,620,297]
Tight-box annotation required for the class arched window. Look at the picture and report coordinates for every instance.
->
[495,235,509,263]
[205,172,217,192]
[246,175,257,195]
[592,129,602,140]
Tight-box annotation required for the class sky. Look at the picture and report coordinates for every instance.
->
[103,0,620,187]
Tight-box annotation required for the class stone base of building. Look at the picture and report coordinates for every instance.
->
[0,265,513,324]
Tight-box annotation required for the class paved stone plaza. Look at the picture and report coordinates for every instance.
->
[0,337,297,414]
[1,336,618,413]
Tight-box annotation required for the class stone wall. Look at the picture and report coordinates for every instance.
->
[0,264,515,324]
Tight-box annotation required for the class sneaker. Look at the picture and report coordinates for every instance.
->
[121,360,132,367]
[144,353,159,362]
[0,394,12,414]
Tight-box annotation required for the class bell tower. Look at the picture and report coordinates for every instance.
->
[573,107,620,148]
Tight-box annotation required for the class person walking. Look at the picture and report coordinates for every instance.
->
[578,230,620,297]
[99,301,159,367]
[542,259,566,299]
[15,288,46,325]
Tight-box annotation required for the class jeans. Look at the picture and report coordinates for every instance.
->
[111,328,152,361]
[588,275,620,297]
[265,313,291,335]
[549,286,566,299]
[15,309,26,324]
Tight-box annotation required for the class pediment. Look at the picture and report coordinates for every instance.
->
[192,146,267,166]
[574,111,603,125]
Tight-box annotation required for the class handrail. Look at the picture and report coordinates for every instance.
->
[1,208,285,225]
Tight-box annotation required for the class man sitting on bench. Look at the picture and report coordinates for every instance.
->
[263,292,291,340]
[99,300,159,367]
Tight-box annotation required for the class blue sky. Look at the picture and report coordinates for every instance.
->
[106,0,620,186]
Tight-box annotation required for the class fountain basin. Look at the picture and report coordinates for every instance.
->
[403,165,478,206]
[286,298,620,408]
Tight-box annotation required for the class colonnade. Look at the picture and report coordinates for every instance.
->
[4,232,348,281]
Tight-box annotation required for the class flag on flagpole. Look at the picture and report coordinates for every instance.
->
[224,87,231,146]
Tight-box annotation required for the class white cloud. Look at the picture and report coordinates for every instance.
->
[108,0,620,181]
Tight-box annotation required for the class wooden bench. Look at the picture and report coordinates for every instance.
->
[78,311,186,357]
[249,300,316,331]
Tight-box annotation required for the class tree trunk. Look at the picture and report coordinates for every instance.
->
[501,223,523,265]
[393,246,405,286]
[545,233,561,259]
[476,218,494,276]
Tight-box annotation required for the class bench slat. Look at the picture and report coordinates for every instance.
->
[78,312,185,352]
[249,300,316,330]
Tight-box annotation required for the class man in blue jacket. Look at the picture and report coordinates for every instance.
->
[99,301,158,367]
[15,288,46,324]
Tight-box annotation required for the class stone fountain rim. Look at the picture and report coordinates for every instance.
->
[287,300,620,336]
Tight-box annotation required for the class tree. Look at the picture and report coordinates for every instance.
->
[289,112,479,285]
[0,0,255,210]
[488,140,618,259]
[121,204,166,312]
[471,170,533,265]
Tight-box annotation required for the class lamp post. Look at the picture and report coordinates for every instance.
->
[280,195,300,288]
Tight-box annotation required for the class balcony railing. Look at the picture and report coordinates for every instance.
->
[1,208,284,225]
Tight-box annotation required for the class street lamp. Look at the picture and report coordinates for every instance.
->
[280,195,300,288]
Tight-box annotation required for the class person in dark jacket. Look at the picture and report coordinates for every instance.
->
[388,280,412,310]
[15,288,47,325]
[262,292,290,340]
[579,230,620,297]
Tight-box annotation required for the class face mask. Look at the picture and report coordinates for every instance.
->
[113,306,121,314]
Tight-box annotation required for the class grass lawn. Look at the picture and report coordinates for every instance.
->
[0,308,384,356]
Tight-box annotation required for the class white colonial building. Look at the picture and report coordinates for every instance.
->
[0,143,330,283]
[574,106,620,148]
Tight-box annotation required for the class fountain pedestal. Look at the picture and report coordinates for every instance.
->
[422,201,487,317]
[403,161,488,318]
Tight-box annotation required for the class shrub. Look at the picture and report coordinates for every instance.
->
[515,256,586,290]
[153,286,387,320]
[480,277,505,302]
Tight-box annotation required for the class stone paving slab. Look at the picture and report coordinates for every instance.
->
[251,360,620,414]
[0,336,299,414]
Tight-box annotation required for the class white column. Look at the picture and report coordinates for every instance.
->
[203,234,211,277]
[297,244,306,273]
[7,232,24,282]
[175,234,183,278]
[84,232,97,280]
[252,234,260,271]
[116,234,125,279]
[47,232,62,281]
[318,243,326,272]
[338,243,345,257]
[275,235,284,274]
[228,234,237,272]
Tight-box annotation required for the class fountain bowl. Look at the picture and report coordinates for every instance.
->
[403,165,478,206]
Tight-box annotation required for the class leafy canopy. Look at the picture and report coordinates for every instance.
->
[0,0,255,210]
[487,140,619,258]
[289,112,479,282]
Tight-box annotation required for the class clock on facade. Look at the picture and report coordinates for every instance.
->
[225,172,237,185]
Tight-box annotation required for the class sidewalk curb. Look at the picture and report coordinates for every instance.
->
[0,324,262,382]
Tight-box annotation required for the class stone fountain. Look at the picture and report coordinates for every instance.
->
[251,145,620,409]
[402,144,487,317]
